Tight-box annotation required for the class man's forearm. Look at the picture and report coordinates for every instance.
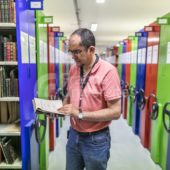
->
[82,107,120,122]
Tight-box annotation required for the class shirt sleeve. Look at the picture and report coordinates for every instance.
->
[102,67,121,101]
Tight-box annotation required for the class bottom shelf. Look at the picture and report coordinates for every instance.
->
[0,158,22,169]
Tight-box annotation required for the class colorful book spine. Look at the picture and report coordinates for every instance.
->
[0,35,17,61]
[0,0,15,23]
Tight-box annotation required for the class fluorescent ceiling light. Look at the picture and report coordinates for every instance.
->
[96,0,105,4]
[91,24,98,32]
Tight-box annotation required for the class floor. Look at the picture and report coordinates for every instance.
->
[48,116,162,170]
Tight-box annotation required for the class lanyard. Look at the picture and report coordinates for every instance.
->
[79,55,99,112]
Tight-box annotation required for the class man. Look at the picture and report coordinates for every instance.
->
[58,28,121,170]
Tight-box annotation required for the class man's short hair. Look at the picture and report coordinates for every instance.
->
[71,28,95,49]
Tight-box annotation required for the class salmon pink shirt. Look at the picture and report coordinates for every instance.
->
[67,57,121,132]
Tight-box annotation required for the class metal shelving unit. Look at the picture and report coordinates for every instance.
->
[0,123,20,136]
[0,23,16,29]
[0,97,19,102]
[0,158,22,169]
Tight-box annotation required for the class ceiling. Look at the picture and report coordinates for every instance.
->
[44,0,170,53]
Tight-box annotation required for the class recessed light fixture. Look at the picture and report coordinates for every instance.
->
[91,24,98,32]
[96,0,105,4]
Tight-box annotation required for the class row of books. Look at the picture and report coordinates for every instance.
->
[0,136,20,164]
[0,66,18,97]
[0,0,16,23]
[0,35,17,61]
[0,101,19,124]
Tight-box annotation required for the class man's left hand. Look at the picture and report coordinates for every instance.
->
[58,104,79,117]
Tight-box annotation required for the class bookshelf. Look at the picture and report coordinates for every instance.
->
[0,0,21,168]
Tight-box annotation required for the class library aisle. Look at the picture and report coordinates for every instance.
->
[48,116,161,170]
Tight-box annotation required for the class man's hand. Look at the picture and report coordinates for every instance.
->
[58,104,79,117]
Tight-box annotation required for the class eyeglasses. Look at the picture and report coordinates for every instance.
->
[68,49,82,56]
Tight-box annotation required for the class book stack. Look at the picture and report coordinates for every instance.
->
[0,66,18,97]
[0,35,17,62]
[0,0,16,23]
[0,137,17,164]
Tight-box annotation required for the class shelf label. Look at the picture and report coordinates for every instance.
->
[144,26,153,32]
[28,0,43,10]
[52,27,60,32]
[157,18,170,25]
[21,31,29,63]
[29,35,36,63]
[55,32,64,37]
[135,32,143,37]
[41,16,53,24]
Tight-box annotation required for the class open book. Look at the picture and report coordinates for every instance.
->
[32,98,63,116]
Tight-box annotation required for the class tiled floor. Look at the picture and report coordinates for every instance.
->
[48,116,162,170]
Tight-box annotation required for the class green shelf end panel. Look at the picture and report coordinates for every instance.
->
[154,12,170,170]
[160,124,169,170]
[127,37,138,126]
[35,10,49,170]
[150,104,163,164]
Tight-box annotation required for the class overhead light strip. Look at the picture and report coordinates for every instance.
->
[96,0,105,4]
[91,24,98,32]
